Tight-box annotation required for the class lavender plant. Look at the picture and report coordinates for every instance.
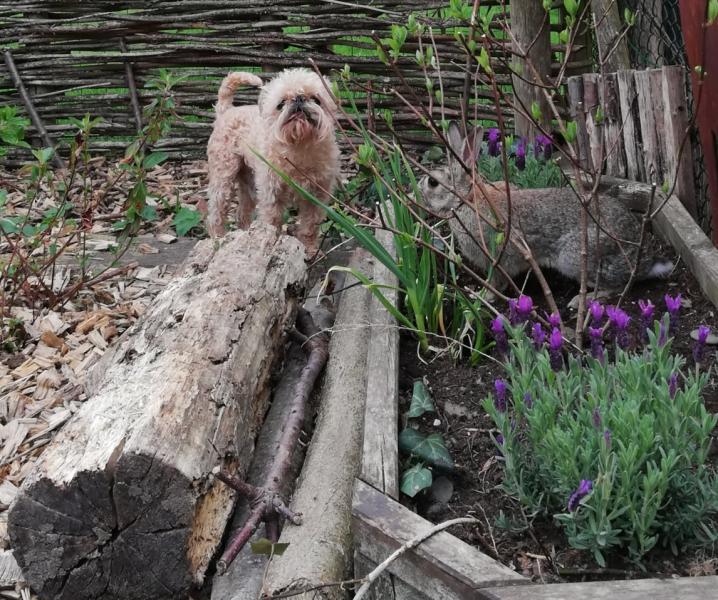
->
[483,314,718,566]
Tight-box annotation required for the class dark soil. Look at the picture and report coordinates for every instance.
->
[398,252,718,583]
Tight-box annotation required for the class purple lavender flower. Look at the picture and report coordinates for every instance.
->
[693,325,711,365]
[588,326,605,363]
[549,327,563,371]
[532,322,546,350]
[588,300,605,327]
[604,429,612,449]
[495,433,504,456]
[668,372,678,399]
[592,407,601,429]
[638,299,655,342]
[494,379,507,412]
[523,391,533,409]
[491,316,509,356]
[487,128,501,157]
[515,138,527,171]
[516,294,534,321]
[606,305,631,350]
[534,133,553,160]
[665,293,682,333]
[567,479,593,512]
[547,311,562,329]
[508,299,519,325]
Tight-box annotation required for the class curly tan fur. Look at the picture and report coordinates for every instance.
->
[206,68,340,255]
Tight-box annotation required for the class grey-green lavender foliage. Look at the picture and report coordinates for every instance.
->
[483,316,718,566]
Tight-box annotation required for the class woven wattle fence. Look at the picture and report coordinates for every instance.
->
[0,1,583,161]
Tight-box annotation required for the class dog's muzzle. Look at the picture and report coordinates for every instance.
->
[290,95,306,113]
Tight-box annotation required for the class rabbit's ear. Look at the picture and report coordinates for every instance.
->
[462,127,483,164]
[447,121,464,156]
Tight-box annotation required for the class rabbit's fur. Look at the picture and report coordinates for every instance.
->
[419,123,672,292]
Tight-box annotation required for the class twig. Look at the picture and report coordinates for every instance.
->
[354,517,479,600]
[3,49,65,169]
[120,38,143,133]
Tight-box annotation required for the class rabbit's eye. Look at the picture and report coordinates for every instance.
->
[427,177,439,188]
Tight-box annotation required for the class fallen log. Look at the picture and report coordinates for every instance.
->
[7,224,307,600]
[261,249,373,600]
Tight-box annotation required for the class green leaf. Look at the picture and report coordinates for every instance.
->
[140,204,158,222]
[564,0,578,17]
[142,151,169,169]
[531,101,542,122]
[250,538,290,556]
[543,0,552,11]
[408,380,435,418]
[399,429,453,470]
[31,147,54,164]
[173,206,202,236]
[478,47,492,74]
[0,217,19,234]
[401,464,433,497]
[709,0,718,26]
[565,120,578,143]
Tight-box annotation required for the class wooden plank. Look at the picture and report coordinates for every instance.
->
[661,65,697,218]
[615,69,645,181]
[361,227,400,500]
[481,576,718,600]
[352,479,527,600]
[589,0,630,72]
[598,72,626,178]
[566,75,592,171]
[582,73,603,173]
[597,176,718,310]
[634,69,666,184]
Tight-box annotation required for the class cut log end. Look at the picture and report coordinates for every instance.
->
[9,455,194,600]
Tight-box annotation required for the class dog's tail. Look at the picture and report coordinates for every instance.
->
[216,72,264,115]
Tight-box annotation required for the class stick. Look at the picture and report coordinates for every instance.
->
[3,49,65,169]
[120,38,143,133]
[353,517,479,600]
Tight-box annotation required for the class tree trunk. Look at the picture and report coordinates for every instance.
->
[7,224,307,600]
[590,0,631,73]
[510,0,552,140]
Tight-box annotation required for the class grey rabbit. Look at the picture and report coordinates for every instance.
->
[419,122,672,294]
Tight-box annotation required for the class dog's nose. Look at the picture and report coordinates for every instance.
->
[291,95,306,112]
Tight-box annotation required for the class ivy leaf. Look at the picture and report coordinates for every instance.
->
[399,429,453,470]
[400,464,433,497]
[173,206,201,236]
[142,151,169,169]
[408,379,435,418]
[250,538,290,556]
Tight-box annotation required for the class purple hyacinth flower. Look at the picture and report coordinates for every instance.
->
[668,372,678,399]
[588,300,605,327]
[549,327,563,371]
[534,133,553,160]
[665,293,682,333]
[487,128,501,157]
[547,311,562,329]
[606,305,630,350]
[517,294,534,321]
[638,299,655,342]
[588,326,605,363]
[604,429,612,449]
[515,138,527,171]
[494,379,507,412]
[693,325,711,365]
[532,322,546,350]
[491,316,509,356]
[523,391,533,409]
[567,479,593,512]
[592,407,601,429]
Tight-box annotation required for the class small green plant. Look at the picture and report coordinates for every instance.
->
[399,380,453,497]
[483,308,718,566]
[0,106,31,157]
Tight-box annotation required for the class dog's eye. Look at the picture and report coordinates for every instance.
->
[276,100,285,110]
[427,177,439,188]
[312,96,321,106]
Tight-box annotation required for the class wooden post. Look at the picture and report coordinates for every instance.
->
[509,0,552,140]
[598,72,626,178]
[582,73,603,173]
[590,0,631,73]
[634,68,666,184]
[567,75,593,172]
[615,69,645,181]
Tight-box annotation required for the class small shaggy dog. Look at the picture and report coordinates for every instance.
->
[206,68,340,256]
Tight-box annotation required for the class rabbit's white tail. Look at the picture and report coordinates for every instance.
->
[648,260,674,278]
